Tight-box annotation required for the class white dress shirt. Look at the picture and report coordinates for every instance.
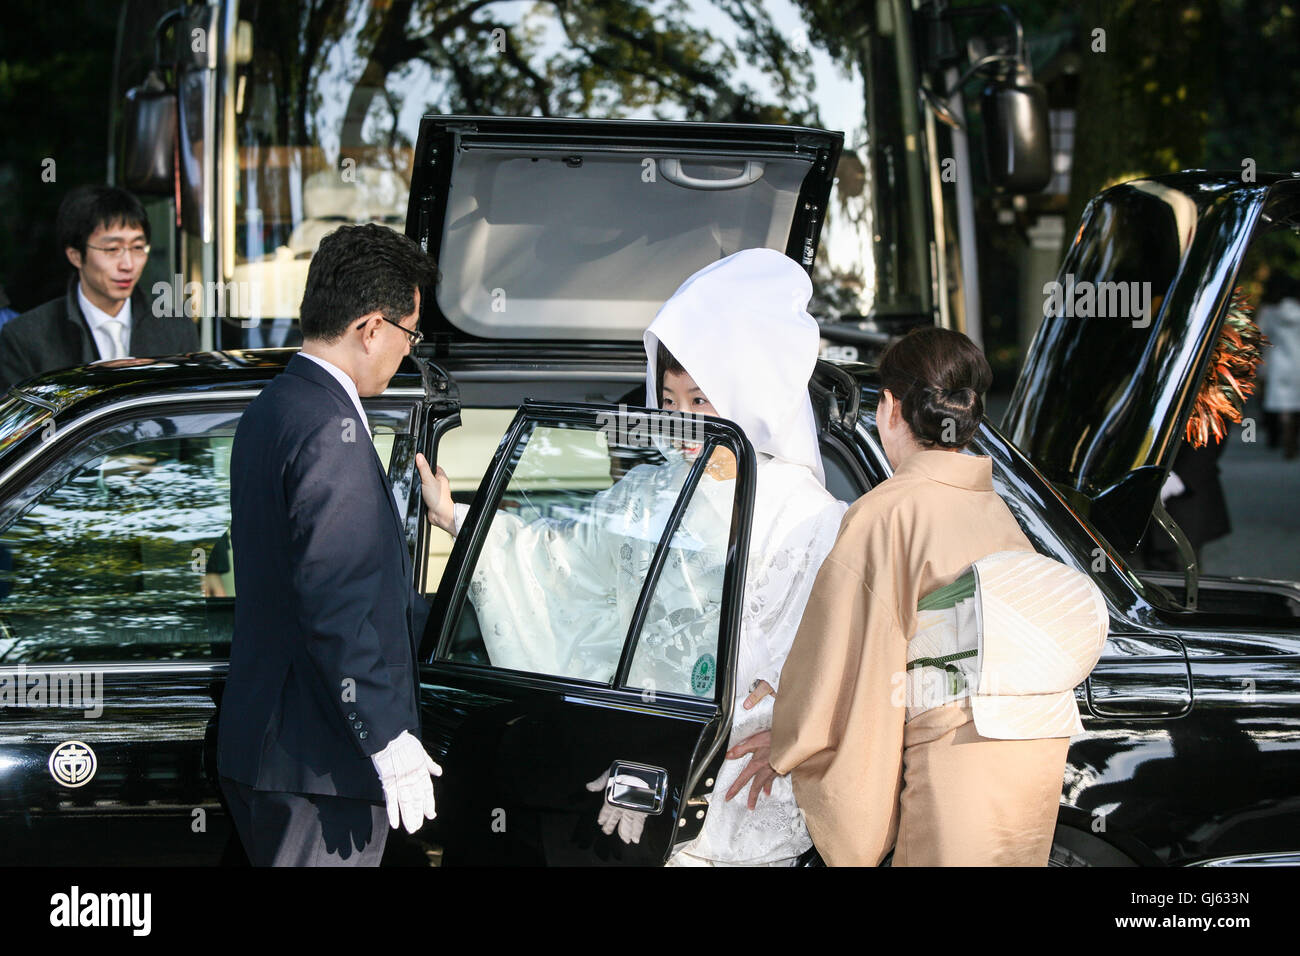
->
[78,283,133,361]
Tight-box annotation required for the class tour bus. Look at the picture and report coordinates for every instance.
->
[110,0,1050,355]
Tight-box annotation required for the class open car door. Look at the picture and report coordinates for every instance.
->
[406,115,842,346]
[414,401,755,865]
[1004,173,1300,553]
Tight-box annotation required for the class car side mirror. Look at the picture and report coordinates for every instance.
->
[121,68,177,196]
[120,8,185,196]
[980,67,1051,194]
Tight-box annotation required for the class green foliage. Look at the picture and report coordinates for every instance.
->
[1065,0,1223,229]
[1203,0,1300,173]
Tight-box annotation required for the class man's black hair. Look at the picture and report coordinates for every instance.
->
[299,223,437,342]
[57,185,150,257]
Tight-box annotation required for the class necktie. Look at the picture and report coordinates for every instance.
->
[101,320,127,360]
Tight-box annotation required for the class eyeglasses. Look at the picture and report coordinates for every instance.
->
[356,314,423,347]
[86,242,151,261]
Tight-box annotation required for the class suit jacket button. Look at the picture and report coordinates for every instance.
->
[353,720,364,729]
[347,712,357,721]
[358,731,369,740]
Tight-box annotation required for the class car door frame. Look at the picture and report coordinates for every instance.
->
[0,390,258,865]
[412,399,756,864]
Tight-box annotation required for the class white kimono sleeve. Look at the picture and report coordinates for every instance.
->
[737,465,847,696]
[461,462,689,682]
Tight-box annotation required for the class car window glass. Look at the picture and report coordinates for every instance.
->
[428,410,870,595]
[1123,224,1300,618]
[366,402,412,472]
[624,464,735,700]
[0,410,241,664]
[439,415,733,687]
[423,408,516,594]
[820,438,864,504]
[0,404,414,665]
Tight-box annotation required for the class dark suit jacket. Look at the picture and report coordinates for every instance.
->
[0,279,200,389]
[218,353,429,802]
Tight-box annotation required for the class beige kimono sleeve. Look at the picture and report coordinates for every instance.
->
[770,546,910,867]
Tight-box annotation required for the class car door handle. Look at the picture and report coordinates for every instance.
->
[657,158,765,190]
[604,761,668,815]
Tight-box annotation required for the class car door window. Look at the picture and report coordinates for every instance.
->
[0,403,416,665]
[368,405,413,472]
[436,411,743,694]
[422,408,517,594]
[0,409,242,664]
[623,475,734,700]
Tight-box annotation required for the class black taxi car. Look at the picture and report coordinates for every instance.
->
[0,117,1298,866]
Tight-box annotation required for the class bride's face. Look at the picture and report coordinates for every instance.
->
[660,368,731,470]
[660,368,718,417]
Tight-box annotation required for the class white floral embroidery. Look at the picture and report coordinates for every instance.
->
[671,459,845,866]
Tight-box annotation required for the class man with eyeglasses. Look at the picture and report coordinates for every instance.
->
[218,223,442,865]
[0,185,199,389]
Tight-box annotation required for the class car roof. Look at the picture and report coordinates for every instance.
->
[5,348,877,436]
[8,349,308,418]
[10,348,883,421]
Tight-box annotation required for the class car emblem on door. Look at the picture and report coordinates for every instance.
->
[49,740,97,788]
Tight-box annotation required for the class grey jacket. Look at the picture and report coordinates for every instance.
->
[0,279,200,389]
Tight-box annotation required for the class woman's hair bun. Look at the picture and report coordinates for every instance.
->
[942,386,977,408]
[878,329,992,449]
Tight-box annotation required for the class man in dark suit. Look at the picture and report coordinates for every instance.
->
[0,185,199,389]
[218,223,441,866]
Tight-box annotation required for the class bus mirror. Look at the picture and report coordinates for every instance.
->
[122,69,177,196]
[980,69,1051,194]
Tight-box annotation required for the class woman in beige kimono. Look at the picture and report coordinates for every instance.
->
[764,327,1103,866]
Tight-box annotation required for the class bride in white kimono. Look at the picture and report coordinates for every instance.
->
[419,248,846,865]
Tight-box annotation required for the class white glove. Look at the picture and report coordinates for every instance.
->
[585,771,649,845]
[371,730,443,833]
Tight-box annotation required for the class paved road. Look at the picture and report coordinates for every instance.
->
[1201,398,1300,582]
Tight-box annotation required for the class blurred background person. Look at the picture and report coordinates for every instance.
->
[1258,270,1300,459]
[0,185,198,389]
